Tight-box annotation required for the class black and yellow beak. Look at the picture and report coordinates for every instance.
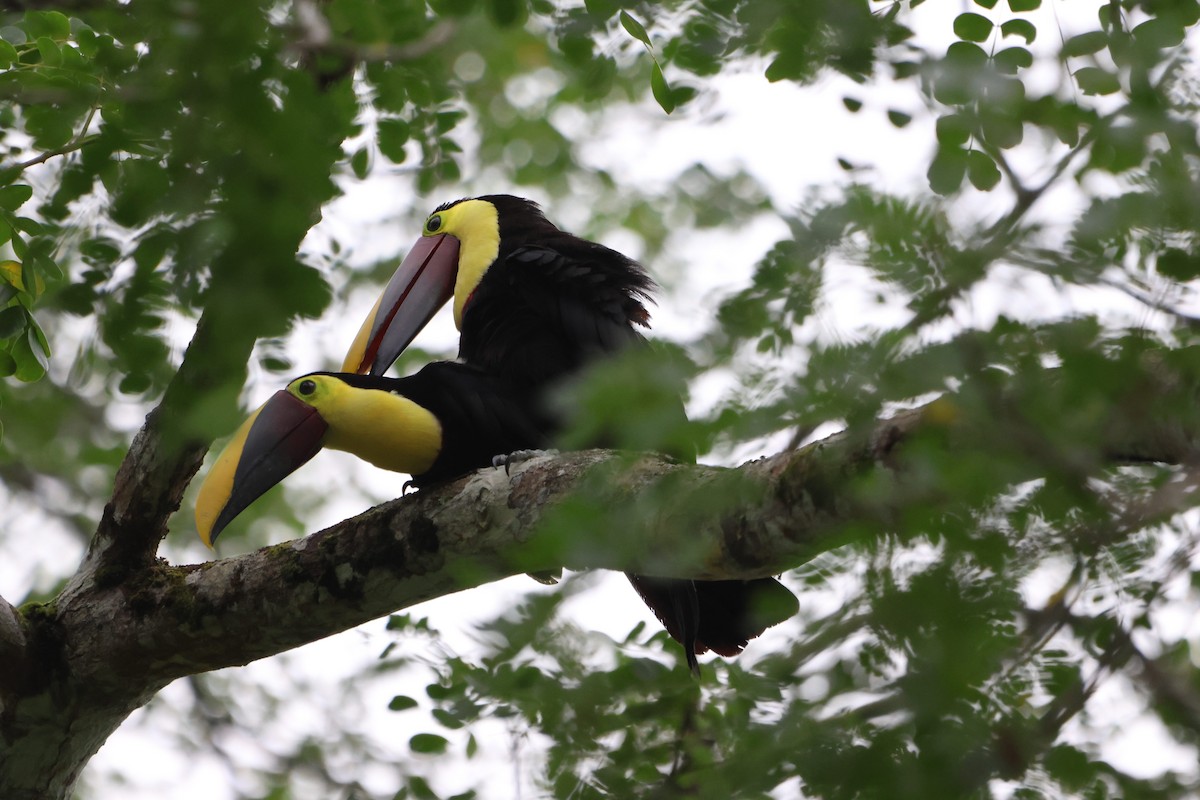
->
[195,390,329,548]
[342,234,460,376]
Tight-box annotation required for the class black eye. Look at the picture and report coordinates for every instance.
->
[298,379,316,396]
[426,214,442,233]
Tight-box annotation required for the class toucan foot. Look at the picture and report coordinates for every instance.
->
[491,448,560,475]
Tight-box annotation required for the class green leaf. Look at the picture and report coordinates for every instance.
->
[12,325,45,382]
[946,41,988,66]
[388,695,419,712]
[0,350,14,378]
[409,733,449,754]
[0,185,33,211]
[981,109,1023,149]
[1156,249,1200,281]
[27,314,49,358]
[75,27,98,57]
[974,0,998,7]
[842,96,863,112]
[14,217,47,235]
[35,36,61,67]
[928,145,968,194]
[79,237,120,266]
[33,252,61,281]
[936,114,972,146]
[1097,4,1118,30]
[619,10,651,47]
[377,119,410,163]
[887,109,912,128]
[25,108,75,149]
[1062,31,1108,57]
[650,62,674,114]
[0,306,25,339]
[993,46,1032,73]
[435,110,464,135]
[1000,19,1037,43]
[1133,18,1185,49]
[20,256,40,299]
[0,39,17,67]
[486,0,525,26]
[260,355,291,373]
[935,42,988,105]
[1007,0,1040,10]
[350,147,369,179]
[583,0,618,17]
[967,150,1002,190]
[1074,66,1120,95]
[24,10,71,40]
[118,372,151,394]
[407,775,439,800]
[431,708,465,729]
[953,13,994,42]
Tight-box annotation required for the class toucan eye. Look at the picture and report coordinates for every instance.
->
[426,214,442,233]
[298,379,316,396]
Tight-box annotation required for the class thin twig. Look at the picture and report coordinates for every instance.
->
[0,134,101,178]
[1100,276,1200,331]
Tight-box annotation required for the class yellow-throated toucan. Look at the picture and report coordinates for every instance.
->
[196,361,548,547]
[342,195,654,388]
[341,195,796,671]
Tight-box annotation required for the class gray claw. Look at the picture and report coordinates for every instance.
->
[492,448,559,475]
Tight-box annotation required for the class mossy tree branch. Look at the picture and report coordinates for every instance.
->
[4,350,1200,798]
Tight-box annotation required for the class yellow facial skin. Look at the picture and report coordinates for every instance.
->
[421,199,501,329]
[194,375,443,548]
[288,375,443,475]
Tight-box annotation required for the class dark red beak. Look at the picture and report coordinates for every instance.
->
[196,390,329,547]
[342,234,460,376]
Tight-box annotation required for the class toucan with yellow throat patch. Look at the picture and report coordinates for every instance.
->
[341,195,797,672]
[195,361,549,548]
[342,195,654,390]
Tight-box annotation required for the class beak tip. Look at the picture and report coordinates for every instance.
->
[197,522,217,550]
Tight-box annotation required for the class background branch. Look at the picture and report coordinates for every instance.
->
[0,593,24,694]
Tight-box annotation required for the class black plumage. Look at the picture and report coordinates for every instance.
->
[359,195,797,671]
[454,195,655,392]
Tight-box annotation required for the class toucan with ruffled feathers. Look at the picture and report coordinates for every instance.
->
[341,195,797,672]
[195,361,549,548]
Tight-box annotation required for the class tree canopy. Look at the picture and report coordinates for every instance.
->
[1,0,1200,798]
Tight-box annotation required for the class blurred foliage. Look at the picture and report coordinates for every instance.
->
[2,0,1200,798]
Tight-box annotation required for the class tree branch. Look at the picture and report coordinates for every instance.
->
[51,385,1200,691]
[4,372,1190,797]
[0,593,24,696]
[76,307,253,588]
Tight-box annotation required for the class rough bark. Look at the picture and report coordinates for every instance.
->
[2,385,1199,799]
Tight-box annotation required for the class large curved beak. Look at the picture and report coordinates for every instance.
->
[342,234,461,376]
[195,390,329,548]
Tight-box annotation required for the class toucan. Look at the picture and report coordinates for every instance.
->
[195,361,549,548]
[340,195,797,672]
[341,195,654,390]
